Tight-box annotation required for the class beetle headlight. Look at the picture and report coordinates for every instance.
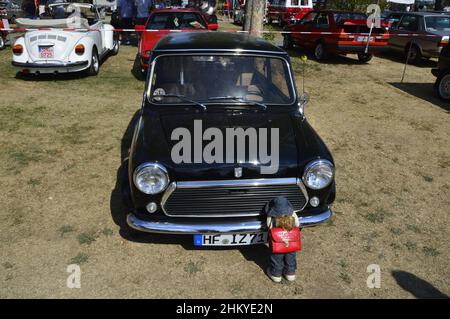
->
[302,160,334,190]
[133,163,169,194]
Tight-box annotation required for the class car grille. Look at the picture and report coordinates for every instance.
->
[162,178,308,217]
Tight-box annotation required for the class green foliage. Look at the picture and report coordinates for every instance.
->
[327,0,388,12]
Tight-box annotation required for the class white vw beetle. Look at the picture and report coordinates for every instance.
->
[12,3,119,75]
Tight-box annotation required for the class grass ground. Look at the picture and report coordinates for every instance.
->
[0,21,449,298]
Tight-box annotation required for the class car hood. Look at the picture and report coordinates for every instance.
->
[24,30,84,62]
[134,108,332,181]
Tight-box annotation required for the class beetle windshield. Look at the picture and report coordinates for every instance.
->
[147,55,295,105]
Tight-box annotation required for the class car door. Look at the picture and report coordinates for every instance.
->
[292,11,317,47]
[310,12,330,47]
[389,14,420,53]
[89,7,105,54]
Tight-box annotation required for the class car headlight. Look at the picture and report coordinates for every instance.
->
[133,163,169,194]
[302,160,334,190]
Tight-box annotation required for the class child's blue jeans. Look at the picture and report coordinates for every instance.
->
[269,252,297,276]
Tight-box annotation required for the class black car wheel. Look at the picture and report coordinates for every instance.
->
[314,41,327,61]
[357,53,373,63]
[111,35,120,56]
[87,48,99,76]
[283,34,293,50]
[278,16,284,27]
[406,44,422,64]
[437,73,450,101]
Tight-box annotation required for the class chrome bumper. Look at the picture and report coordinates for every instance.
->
[12,60,89,68]
[126,208,332,234]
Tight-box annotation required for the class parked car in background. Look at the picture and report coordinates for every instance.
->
[136,8,217,74]
[0,0,23,23]
[267,0,312,26]
[389,12,450,64]
[432,43,450,101]
[123,32,335,243]
[283,10,389,62]
[12,3,119,75]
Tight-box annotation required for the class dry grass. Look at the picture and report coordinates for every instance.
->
[0,25,449,298]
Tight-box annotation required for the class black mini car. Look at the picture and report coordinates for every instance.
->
[121,32,335,246]
[432,43,450,101]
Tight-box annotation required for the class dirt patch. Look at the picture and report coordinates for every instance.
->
[0,26,449,298]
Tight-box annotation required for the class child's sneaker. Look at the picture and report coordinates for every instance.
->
[267,268,282,283]
[284,272,296,282]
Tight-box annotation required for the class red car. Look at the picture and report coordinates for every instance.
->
[267,0,313,26]
[136,8,218,73]
[283,10,389,63]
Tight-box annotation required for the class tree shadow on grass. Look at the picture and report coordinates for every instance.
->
[392,270,449,299]
[388,82,450,113]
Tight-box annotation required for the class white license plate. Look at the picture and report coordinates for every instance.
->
[194,232,268,246]
[39,46,54,58]
[356,36,374,42]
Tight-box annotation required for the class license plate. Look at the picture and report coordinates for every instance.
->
[356,36,374,42]
[194,232,268,246]
[39,46,54,58]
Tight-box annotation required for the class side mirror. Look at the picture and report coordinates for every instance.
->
[207,23,218,31]
[135,25,145,32]
[298,92,310,115]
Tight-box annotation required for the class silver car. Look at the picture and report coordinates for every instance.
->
[388,12,450,64]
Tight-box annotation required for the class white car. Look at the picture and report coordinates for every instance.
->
[12,3,119,76]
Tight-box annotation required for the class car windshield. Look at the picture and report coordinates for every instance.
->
[425,15,450,31]
[334,12,367,24]
[147,55,295,105]
[147,12,207,30]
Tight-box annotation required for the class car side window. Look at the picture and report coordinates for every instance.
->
[398,15,419,32]
[314,13,329,28]
[300,11,317,24]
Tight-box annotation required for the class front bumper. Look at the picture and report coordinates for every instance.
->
[126,207,332,234]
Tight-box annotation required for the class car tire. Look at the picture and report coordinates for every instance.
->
[283,34,293,50]
[111,35,119,56]
[314,41,327,61]
[436,72,450,101]
[406,44,422,64]
[268,17,273,24]
[357,53,373,63]
[0,36,5,50]
[87,48,99,76]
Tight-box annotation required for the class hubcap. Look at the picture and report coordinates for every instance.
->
[93,54,99,71]
[439,75,450,99]
[409,48,417,61]
[315,44,323,59]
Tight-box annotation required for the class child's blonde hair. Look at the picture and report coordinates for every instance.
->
[274,215,295,231]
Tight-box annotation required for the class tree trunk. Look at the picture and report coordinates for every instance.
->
[244,0,265,37]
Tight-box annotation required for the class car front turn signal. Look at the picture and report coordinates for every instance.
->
[75,44,85,55]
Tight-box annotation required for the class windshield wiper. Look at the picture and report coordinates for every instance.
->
[151,94,207,111]
[207,96,267,110]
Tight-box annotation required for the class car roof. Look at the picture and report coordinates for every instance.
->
[393,11,450,17]
[152,32,287,55]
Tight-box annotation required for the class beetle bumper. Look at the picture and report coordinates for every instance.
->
[126,208,333,234]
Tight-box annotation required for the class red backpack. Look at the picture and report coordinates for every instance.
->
[269,227,302,254]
